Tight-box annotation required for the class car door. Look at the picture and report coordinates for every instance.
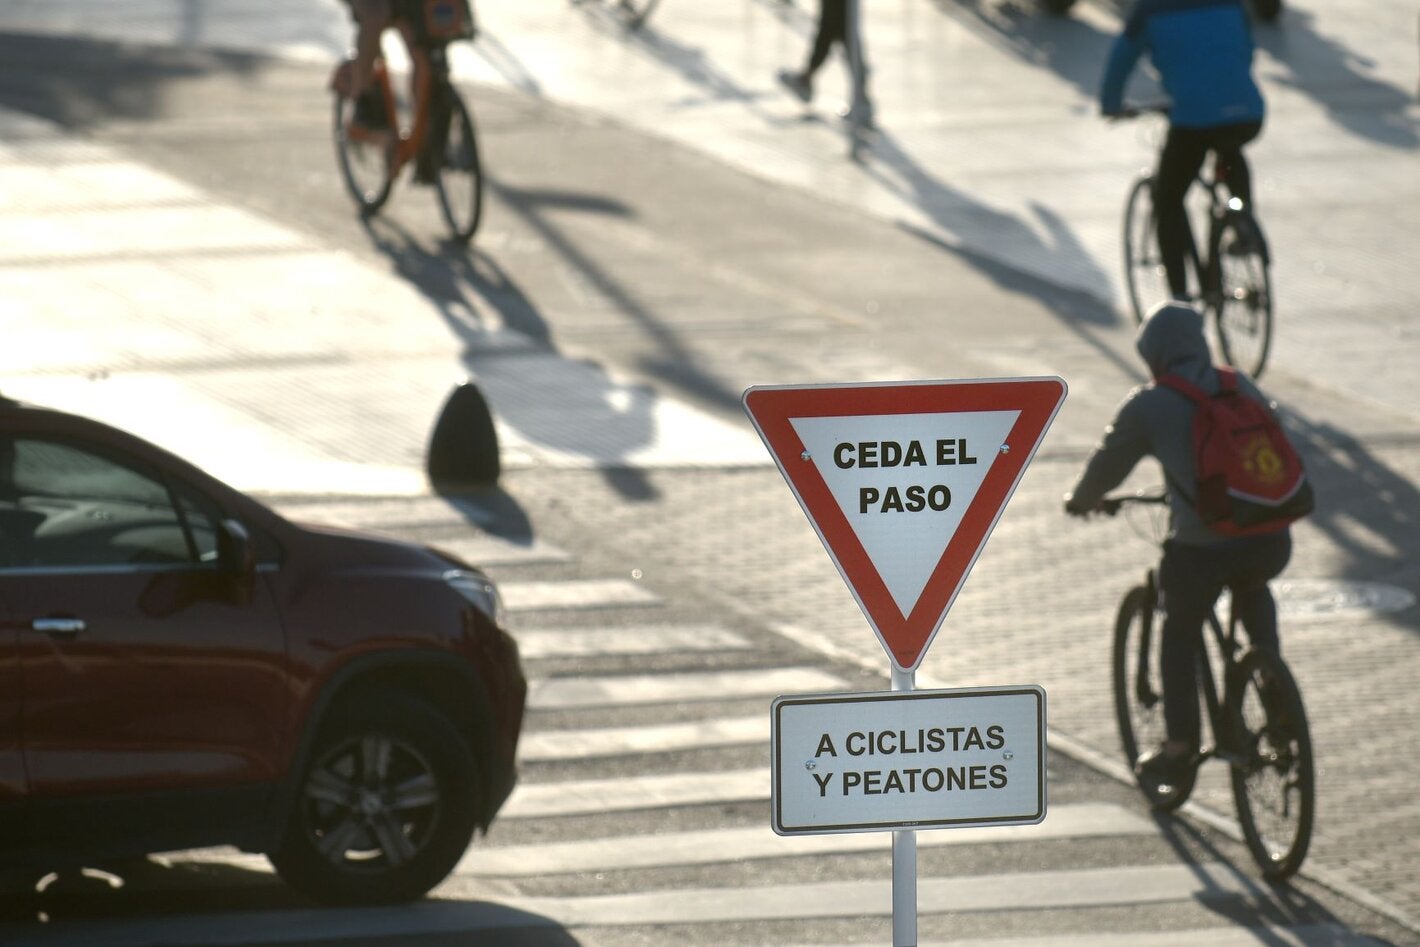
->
[5,434,289,849]
[0,579,23,848]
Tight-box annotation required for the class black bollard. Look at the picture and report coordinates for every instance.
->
[426,380,500,490]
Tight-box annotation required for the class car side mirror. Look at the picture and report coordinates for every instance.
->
[217,518,255,578]
[217,518,256,605]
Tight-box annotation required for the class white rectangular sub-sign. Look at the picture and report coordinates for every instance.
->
[771,685,1046,835]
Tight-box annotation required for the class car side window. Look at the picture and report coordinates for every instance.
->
[2,437,220,570]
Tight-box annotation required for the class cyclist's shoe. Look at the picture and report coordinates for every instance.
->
[1135,745,1197,807]
[350,89,392,133]
[840,100,877,131]
[1257,672,1296,744]
[777,69,813,104]
[413,148,439,185]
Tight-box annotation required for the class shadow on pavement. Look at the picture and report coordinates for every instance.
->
[361,193,667,502]
[571,5,779,118]
[1288,413,1420,636]
[0,858,583,944]
[934,0,1417,148]
[1249,6,1418,148]
[928,0,1116,102]
[1149,812,1397,942]
[362,216,554,347]
[0,31,263,130]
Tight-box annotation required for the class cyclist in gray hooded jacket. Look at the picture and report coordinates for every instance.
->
[1064,302,1291,791]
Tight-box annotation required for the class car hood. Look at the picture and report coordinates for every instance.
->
[288,520,473,575]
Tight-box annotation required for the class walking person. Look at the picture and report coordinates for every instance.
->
[1100,0,1265,301]
[776,0,874,129]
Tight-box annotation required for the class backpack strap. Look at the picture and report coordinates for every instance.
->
[1156,368,1237,403]
[1155,373,1207,403]
[1152,371,1217,511]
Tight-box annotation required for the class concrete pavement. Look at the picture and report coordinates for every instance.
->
[1,0,1418,938]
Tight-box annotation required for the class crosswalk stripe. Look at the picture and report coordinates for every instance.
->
[415,535,572,566]
[471,862,1265,927]
[462,802,1152,876]
[902,925,1375,947]
[515,624,750,659]
[0,204,308,264]
[501,578,661,611]
[0,905,1365,947]
[500,768,764,818]
[268,496,469,529]
[518,714,764,760]
[527,667,844,709]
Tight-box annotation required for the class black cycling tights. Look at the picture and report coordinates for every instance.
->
[1156,120,1263,299]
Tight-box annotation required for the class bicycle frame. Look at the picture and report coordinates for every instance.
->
[1180,161,1232,301]
[1102,493,1313,877]
[1135,564,1248,764]
[361,42,451,182]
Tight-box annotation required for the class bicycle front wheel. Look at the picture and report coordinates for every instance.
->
[1227,648,1315,880]
[1210,213,1273,378]
[1122,175,1169,324]
[1113,585,1192,810]
[434,88,484,243]
[333,89,394,216]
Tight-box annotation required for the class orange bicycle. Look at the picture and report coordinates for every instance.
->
[331,0,483,242]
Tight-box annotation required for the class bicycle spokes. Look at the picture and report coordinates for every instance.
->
[334,90,395,214]
[1228,651,1314,879]
[1211,215,1273,377]
[434,90,483,242]
[1114,586,1185,809]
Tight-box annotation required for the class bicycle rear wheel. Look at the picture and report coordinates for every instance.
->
[1209,212,1273,378]
[1227,648,1314,880]
[333,88,394,216]
[1113,585,1193,810]
[1122,175,1169,324]
[434,87,484,243]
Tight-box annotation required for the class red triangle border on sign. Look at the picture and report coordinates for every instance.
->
[743,377,1067,672]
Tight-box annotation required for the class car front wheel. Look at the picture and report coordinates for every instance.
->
[270,693,480,904]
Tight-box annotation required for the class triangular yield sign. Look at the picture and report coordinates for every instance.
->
[743,377,1067,672]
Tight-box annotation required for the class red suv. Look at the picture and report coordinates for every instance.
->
[0,396,526,904]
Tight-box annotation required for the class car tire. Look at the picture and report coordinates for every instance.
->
[269,692,481,905]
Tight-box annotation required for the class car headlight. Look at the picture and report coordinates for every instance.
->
[443,569,505,626]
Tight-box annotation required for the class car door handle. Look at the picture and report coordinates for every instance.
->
[31,617,85,638]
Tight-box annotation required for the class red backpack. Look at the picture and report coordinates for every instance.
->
[1157,368,1314,536]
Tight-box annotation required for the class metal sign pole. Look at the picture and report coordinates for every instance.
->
[890,664,917,947]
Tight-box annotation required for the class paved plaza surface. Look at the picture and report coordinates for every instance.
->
[1,0,1418,940]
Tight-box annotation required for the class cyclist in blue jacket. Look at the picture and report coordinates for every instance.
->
[1101,0,1265,301]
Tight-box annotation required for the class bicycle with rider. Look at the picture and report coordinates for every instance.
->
[1063,302,1293,794]
[1101,0,1265,302]
[334,0,476,182]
